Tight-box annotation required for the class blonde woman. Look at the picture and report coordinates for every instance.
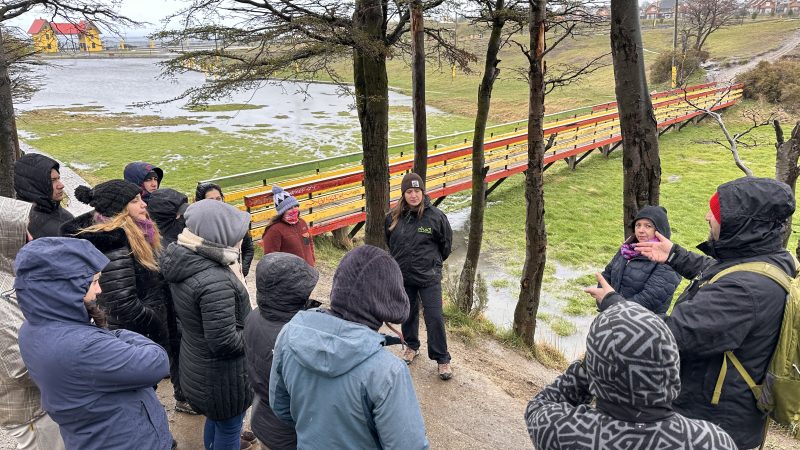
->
[61,179,169,345]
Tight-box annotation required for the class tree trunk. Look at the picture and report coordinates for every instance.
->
[457,1,505,314]
[353,0,390,249]
[410,0,428,181]
[513,0,547,347]
[774,121,800,249]
[0,28,19,198]
[610,0,661,237]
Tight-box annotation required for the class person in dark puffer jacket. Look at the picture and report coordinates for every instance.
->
[124,161,163,202]
[600,205,681,314]
[591,177,796,449]
[244,252,320,450]
[13,153,74,239]
[385,173,453,380]
[61,180,169,346]
[195,182,256,277]
[161,199,253,450]
[526,301,736,450]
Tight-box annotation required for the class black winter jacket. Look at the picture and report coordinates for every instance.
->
[600,177,796,449]
[244,253,318,449]
[601,253,680,314]
[13,154,73,238]
[161,242,253,421]
[384,198,452,287]
[147,188,188,246]
[60,212,169,344]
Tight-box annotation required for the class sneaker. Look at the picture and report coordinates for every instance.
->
[174,400,200,415]
[241,431,256,443]
[402,348,419,365]
[240,440,252,450]
[171,439,177,450]
[438,363,453,380]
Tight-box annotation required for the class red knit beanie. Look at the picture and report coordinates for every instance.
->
[709,191,721,224]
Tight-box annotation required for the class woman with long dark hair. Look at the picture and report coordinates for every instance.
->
[385,173,453,380]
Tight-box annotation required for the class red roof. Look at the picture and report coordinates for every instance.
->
[27,18,47,35]
[27,19,93,36]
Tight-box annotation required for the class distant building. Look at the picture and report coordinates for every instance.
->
[640,0,690,20]
[27,19,102,53]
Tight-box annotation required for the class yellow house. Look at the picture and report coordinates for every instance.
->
[28,19,58,53]
[27,19,102,53]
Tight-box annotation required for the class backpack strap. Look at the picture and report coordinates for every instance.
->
[707,262,792,406]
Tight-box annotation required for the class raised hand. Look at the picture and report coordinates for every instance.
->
[634,231,673,263]
[584,272,615,307]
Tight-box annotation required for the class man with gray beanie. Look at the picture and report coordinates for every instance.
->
[269,245,429,450]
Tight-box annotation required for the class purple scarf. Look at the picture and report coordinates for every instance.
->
[136,218,157,245]
[620,237,659,260]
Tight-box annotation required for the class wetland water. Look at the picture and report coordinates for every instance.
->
[21,57,594,360]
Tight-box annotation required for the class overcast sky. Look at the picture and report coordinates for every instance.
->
[6,0,185,34]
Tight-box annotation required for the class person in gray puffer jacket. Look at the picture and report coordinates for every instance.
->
[161,199,253,450]
[526,301,736,450]
[600,205,681,314]
[244,252,320,450]
[270,245,429,450]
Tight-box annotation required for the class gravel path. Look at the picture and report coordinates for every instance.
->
[709,28,800,82]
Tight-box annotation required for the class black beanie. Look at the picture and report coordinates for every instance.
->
[401,172,425,193]
[330,245,409,330]
[75,180,141,217]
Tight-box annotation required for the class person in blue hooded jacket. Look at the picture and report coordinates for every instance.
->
[124,161,163,201]
[269,245,429,450]
[14,237,173,450]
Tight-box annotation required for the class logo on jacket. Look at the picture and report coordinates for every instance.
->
[417,226,432,234]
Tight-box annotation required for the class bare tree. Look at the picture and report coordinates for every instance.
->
[155,0,471,247]
[456,0,525,314]
[513,0,606,346]
[410,0,428,181]
[774,120,800,249]
[0,0,135,198]
[610,0,660,237]
[682,0,738,53]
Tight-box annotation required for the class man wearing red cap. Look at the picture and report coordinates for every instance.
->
[586,177,796,449]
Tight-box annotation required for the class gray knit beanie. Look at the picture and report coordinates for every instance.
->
[272,185,299,216]
[330,245,409,330]
[184,199,251,247]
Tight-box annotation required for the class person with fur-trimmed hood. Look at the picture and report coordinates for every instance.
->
[269,245,429,450]
[161,199,254,450]
[526,301,736,449]
[13,153,74,239]
[60,180,169,347]
[124,161,163,202]
[0,198,65,450]
[599,205,681,313]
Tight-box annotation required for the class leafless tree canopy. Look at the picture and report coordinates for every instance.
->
[681,0,738,53]
[153,0,477,105]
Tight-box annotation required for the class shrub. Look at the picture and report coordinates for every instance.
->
[737,60,800,110]
[649,49,708,85]
[752,11,758,20]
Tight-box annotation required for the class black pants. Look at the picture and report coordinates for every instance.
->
[401,283,450,364]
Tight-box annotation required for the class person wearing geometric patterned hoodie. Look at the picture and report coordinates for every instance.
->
[0,197,65,450]
[526,301,736,450]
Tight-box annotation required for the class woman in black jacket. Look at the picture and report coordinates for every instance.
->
[195,182,255,277]
[244,252,319,450]
[385,172,453,380]
[161,199,253,450]
[599,205,681,314]
[61,179,169,345]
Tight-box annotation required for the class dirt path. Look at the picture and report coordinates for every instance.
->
[710,28,800,82]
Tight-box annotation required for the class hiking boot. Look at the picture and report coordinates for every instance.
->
[174,400,200,415]
[402,348,419,365]
[240,439,252,450]
[438,363,453,381]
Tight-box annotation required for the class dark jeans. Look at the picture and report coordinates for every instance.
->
[401,283,451,364]
[203,412,245,450]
